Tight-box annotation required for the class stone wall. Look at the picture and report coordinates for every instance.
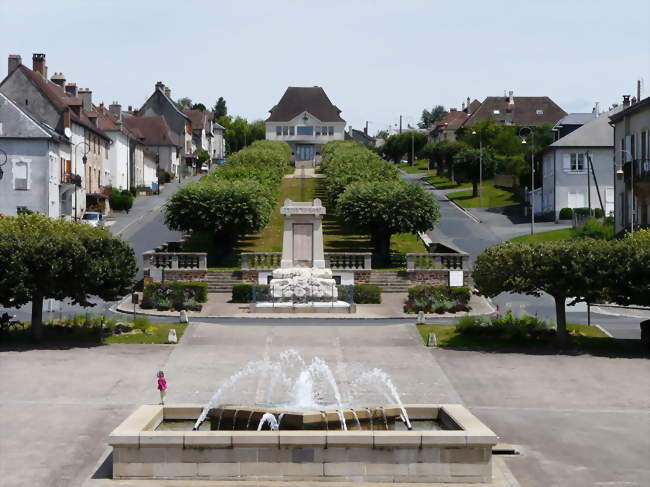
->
[162,270,207,282]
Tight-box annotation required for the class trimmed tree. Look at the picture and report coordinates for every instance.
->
[0,214,136,341]
[472,240,629,343]
[336,180,440,259]
[453,148,497,197]
[164,180,275,251]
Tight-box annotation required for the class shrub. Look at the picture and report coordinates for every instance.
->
[353,284,381,304]
[143,282,208,310]
[559,207,573,219]
[157,169,172,184]
[404,285,471,314]
[337,285,355,303]
[109,188,134,212]
[593,207,604,219]
[231,284,270,303]
[572,217,613,240]
[456,312,554,340]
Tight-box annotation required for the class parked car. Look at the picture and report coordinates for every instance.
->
[80,211,104,227]
[201,163,209,173]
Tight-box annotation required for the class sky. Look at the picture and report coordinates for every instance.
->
[1,0,649,135]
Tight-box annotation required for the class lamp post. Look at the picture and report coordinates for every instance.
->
[73,141,90,221]
[471,130,483,207]
[519,127,535,235]
[617,148,635,234]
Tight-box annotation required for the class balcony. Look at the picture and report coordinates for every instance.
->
[61,173,82,187]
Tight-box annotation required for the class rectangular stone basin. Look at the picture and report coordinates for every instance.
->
[109,403,498,483]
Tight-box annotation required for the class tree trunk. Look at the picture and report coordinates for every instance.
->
[472,181,478,198]
[554,295,568,345]
[31,295,44,342]
[372,233,392,265]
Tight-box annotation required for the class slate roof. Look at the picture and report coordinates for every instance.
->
[609,96,650,123]
[0,91,63,140]
[554,113,597,127]
[435,110,470,130]
[266,86,344,122]
[122,116,181,147]
[549,107,623,149]
[465,95,567,126]
[183,108,210,132]
[467,99,482,114]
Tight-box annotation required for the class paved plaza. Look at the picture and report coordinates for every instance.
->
[1,321,648,487]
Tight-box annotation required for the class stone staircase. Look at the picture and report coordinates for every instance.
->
[205,271,244,293]
[365,271,411,292]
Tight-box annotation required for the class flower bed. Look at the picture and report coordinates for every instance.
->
[404,285,471,314]
[141,282,208,311]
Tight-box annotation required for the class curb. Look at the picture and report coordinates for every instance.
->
[593,324,614,338]
[419,179,482,224]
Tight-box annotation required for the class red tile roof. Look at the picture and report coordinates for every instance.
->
[465,96,566,126]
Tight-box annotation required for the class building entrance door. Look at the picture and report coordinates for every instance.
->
[292,223,313,267]
[296,144,314,162]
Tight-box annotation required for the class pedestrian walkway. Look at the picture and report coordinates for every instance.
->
[283,167,325,179]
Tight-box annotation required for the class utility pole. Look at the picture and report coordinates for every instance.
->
[399,115,402,134]
[587,153,591,214]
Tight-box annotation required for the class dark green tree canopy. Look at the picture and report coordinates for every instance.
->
[191,103,207,111]
[419,105,447,128]
[381,131,428,164]
[0,214,136,340]
[453,148,497,197]
[176,97,193,109]
[213,97,227,120]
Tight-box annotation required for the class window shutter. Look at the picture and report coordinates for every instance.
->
[625,135,632,161]
[563,154,571,172]
[13,161,29,190]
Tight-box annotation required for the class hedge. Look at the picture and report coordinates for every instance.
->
[109,188,134,212]
[559,207,573,219]
[231,284,270,303]
[407,285,471,304]
[142,282,208,311]
[404,285,472,314]
[337,284,382,304]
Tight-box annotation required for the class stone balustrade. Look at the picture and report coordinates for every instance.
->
[406,253,468,271]
[241,252,372,271]
[142,251,207,271]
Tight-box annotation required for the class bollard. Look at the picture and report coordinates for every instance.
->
[179,309,189,323]
[417,311,425,324]
[427,332,437,347]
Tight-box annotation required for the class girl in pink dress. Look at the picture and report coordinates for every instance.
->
[157,371,167,405]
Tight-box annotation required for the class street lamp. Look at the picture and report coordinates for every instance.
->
[471,130,483,207]
[519,127,535,235]
[73,141,90,221]
[618,148,635,234]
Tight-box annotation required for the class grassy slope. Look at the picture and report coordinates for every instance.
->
[424,171,471,190]
[510,228,574,243]
[447,180,521,208]
[106,322,188,344]
[396,159,431,174]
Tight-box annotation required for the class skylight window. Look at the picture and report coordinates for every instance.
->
[493,109,500,115]
[536,109,544,116]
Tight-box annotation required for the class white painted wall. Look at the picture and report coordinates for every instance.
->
[106,131,129,190]
[265,112,346,145]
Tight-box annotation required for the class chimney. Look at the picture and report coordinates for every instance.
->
[32,53,46,77]
[65,82,78,98]
[50,72,66,88]
[155,81,165,92]
[461,101,466,111]
[109,101,122,120]
[164,86,171,98]
[622,95,631,107]
[79,88,92,111]
[466,97,470,110]
[508,90,514,104]
[8,54,21,74]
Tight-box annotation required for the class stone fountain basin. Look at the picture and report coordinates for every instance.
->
[109,404,497,483]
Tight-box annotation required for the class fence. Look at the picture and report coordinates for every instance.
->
[241,252,372,270]
[142,251,207,270]
[405,253,469,271]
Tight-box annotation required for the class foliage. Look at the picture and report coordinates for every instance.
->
[473,239,650,342]
[509,228,574,243]
[336,179,440,257]
[176,97,193,109]
[191,102,206,111]
[381,131,428,164]
[231,284,270,303]
[212,97,227,120]
[593,207,604,219]
[404,285,471,314]
[157,169,173,184]
[419,140,467,178]
[0,214,136,341]
[453,148,497,197]
[109,188,134,212]
[448,181,520,208]
[572,217,613,240]
[353,284,382,304]
[217,115,266,153]
[142,282,208,310]
[375,129,389,139]
[626,228,650,246]
[195,148,210,164]
[418,105,447,128]
[456,312,555,340]
[559,207,573,219]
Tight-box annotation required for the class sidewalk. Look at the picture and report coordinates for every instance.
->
[108,176,199,237]
[114,292,495,320]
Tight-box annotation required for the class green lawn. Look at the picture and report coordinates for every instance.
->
[447,181,521,208]
[510,228,574,243]
[415,322,620,352]
[105,322,188,344]
[396,159,431,174]
[424,172,471,190]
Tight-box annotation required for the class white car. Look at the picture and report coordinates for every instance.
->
[201,163,209,173]
[81,212,104,227]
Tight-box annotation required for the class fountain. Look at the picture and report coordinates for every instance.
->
[250,199,352,313]
[108,350,498,483]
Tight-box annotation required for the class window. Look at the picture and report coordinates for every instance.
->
[641,131,647,160]
[328,126,334,136]
[276,126,282,136]
[297,126,313,136]
[13,161,29,190]
[536,109,544,116]
[289,126,294,136]
[563,153,585,173]
[493,109,500,115]
[315,127,321,136]
[282,126,289,136]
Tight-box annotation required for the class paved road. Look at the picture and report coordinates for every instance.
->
[403,172,643,339]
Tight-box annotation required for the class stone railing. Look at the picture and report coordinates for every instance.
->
[240,252,372,271]
[142,251,207,270]
[406,253,468,271]
[325,252,372,270]
[240,252,282,270]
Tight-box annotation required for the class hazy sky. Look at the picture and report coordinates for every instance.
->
[2,0,649,134]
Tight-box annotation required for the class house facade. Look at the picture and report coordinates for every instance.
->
[265,86,345,167]
[611,96,650,234]
[465,91,567,127]
[541,108,620,220]
[0,91,73,217]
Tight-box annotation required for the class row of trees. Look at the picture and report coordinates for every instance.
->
[0,214,136,341]
[164,140,290,251]
[473,231,650,343]
[322,141,440,258]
